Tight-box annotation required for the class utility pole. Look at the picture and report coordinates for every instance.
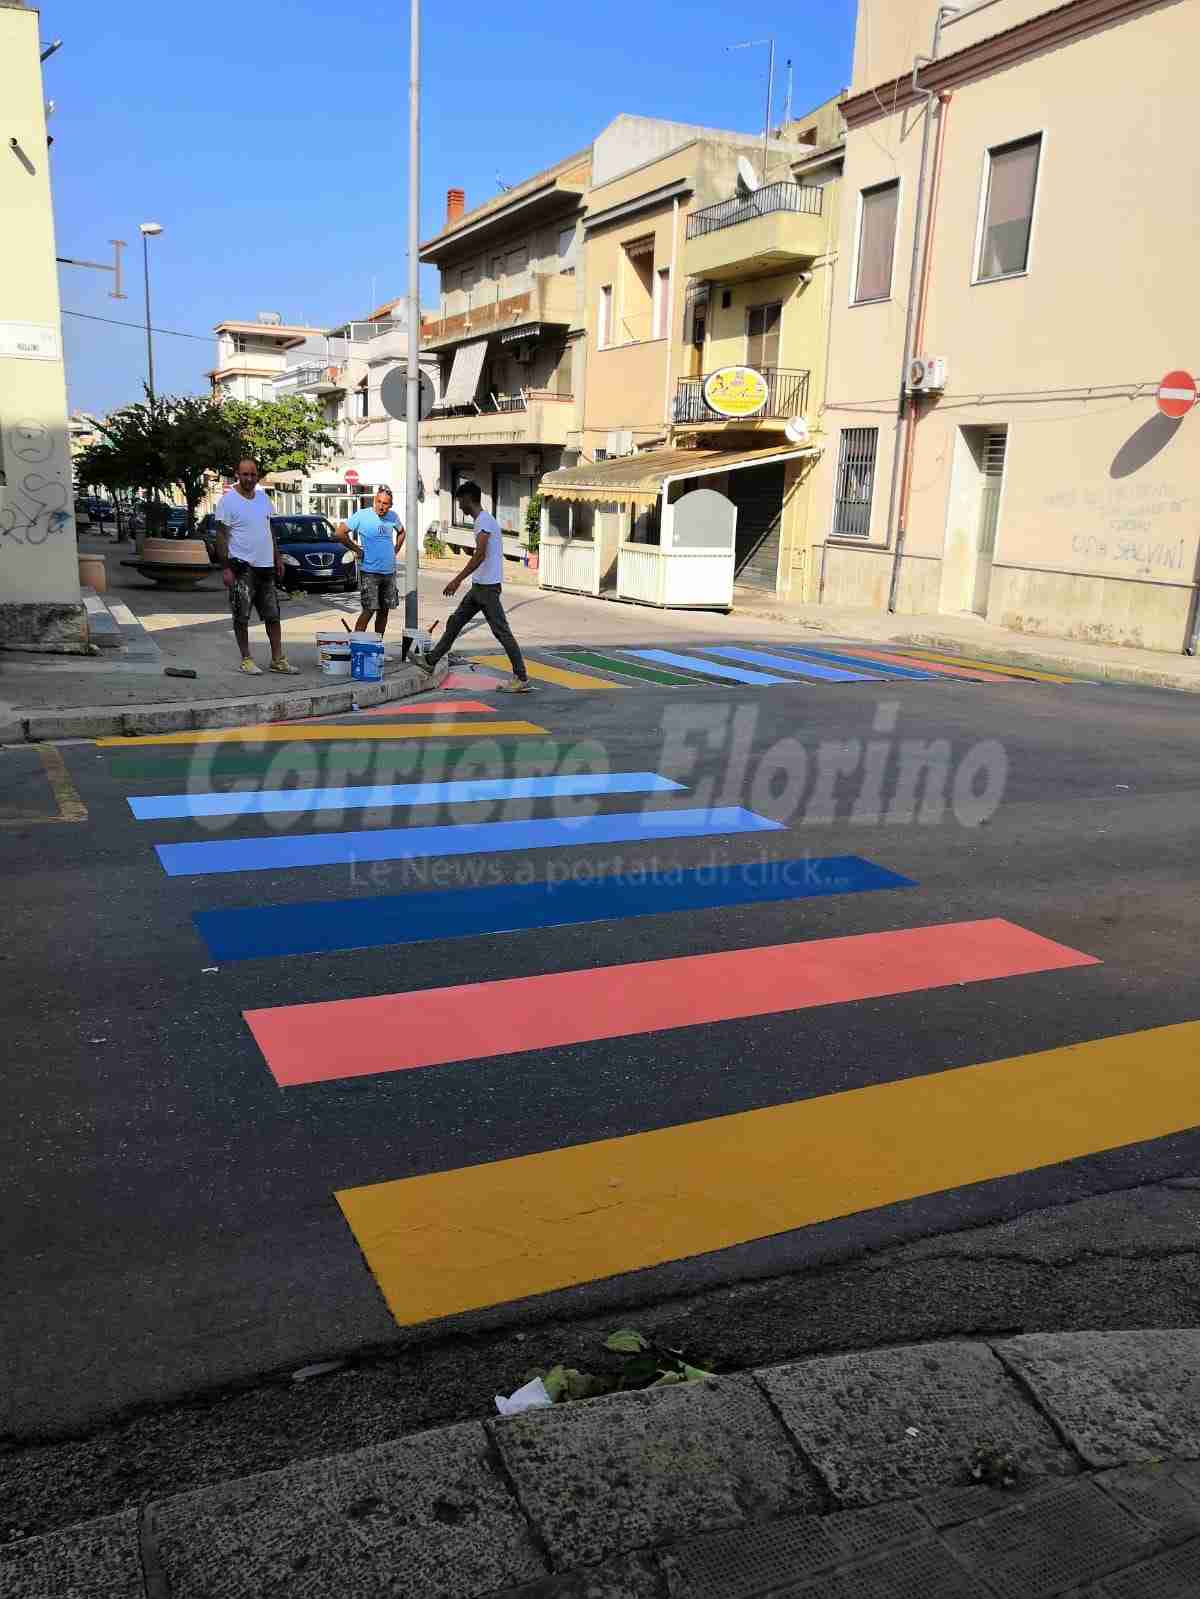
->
[404,0,421,644]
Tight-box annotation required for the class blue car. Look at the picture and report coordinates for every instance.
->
[201,513,359,592]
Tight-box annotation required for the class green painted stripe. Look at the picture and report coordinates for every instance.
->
[106,739,572,785]
[554,649,735,687]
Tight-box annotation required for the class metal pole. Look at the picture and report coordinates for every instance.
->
[142,231,155,403]
[404,0,421,640]
[763,39,774,172]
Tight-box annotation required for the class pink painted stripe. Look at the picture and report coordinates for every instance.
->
[246,919,1098,1087]
[355,699,495,717]
[831,646,1004,683]
[442,671,502,691]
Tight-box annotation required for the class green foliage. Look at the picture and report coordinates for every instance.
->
[524,490,542,552]
[424,528,447,560]
[220,394,336,477]
[968,1443,1021,1489]
[522,1329,714,1408]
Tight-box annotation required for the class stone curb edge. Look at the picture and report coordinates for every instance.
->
[5,1328,1198,1598]
[895,630,1200,693]
[0,657,451,744]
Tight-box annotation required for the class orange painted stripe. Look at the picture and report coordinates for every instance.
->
[832,646,1004,683]
[246,919,1097,1087]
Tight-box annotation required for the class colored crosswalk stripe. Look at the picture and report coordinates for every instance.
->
[337,1016,1192,1328]
[104,739,571,785]
[157,804,781,878]
[824,647,1002,683]
[130,771,682,821]
[699,646,879,684]
[473,655,617,690]
[246,918,1095,1087]
[865,645,1076,685]
[442,672,502,690]
[552,649,714,687]
[196,855,916,962]
[97,720,545,748]
[340,699,497,717]
[780,646,936,681]
[627,649,792,686]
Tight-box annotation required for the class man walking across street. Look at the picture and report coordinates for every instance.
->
[416,481,530,692]
[213,459,298,675]
[336,487,405,638]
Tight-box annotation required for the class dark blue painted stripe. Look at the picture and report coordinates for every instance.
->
[130,771,682,820]
[195,856,916,961]
[627,649,790,685]
[699,646,879,684]
[156,805,782,878]
[781,646,936,681]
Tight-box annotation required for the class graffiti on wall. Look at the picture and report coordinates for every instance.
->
[1041,479,1193,575]
[0,420,71,546]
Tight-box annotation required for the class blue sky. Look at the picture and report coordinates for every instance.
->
[47,0,856,416]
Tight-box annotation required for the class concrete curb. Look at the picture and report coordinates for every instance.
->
[2,657,450,744]
[895,629,1200,694]
[5,1329,1200,1597]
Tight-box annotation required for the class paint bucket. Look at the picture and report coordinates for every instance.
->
[350,632,385,682]
[316,629,351,677]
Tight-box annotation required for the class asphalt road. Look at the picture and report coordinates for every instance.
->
[3,636,1200,1450]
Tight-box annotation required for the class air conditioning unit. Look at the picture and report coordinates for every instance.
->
[606,429,633,457]
[907,355,947,392]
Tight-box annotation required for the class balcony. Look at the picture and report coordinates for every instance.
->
[673,367,810,428]
[682,182,825,283]
[276,362,346,396]
[422,390,575,449]
[422,271,576,352]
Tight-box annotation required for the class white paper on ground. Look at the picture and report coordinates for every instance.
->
[495,1376,553,1416]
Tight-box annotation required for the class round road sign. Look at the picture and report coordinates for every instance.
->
[1157,371,1196,419]
[380,367,435,423]
[344,469,360,485]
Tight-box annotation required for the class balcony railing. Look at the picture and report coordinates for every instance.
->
[686,182,823,240]
[673,367,810,425]
[430,389,572,419]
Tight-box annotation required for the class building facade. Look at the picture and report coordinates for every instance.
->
[207,317,328,403]
[418,152,590,558]
[809,0,1200,651]
[0,0,85,651]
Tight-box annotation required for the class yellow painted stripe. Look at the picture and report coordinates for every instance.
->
[0,745,89,827]
[338,1020,1200,1327]
[888,647,1075,684]
[474,655,618,691]
[96,720,547,748]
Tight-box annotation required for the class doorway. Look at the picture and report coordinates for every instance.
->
[938,425,1007,616]
[730,462,785,590]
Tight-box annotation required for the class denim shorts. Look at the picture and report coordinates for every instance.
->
[228,563,279,626]
[361,571,399,610]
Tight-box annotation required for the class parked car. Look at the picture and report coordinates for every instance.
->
[157,508,191,537]
[273,515,358,592]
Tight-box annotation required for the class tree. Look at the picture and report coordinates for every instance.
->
[220,394,335,478]
[157,395,245,530]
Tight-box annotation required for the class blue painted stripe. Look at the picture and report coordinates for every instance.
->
[195,856,916,962]
[626,649,790,686]
[781,646,936,681]
[129,771,682,821]
[156,805,782,878]
[699,646,879,683]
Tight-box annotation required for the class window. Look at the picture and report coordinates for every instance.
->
[557,227,577,274]
[653,266,671,340]
[622,237,655,341]
[853,181,899,303]
[356,381,368,420]
[746,302,782,372]
[598,285,613,349]
[977,134,1041,280]
[832,427,878,538]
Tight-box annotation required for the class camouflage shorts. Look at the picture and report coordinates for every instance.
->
[360,571,399,611]
[228,564,279,627]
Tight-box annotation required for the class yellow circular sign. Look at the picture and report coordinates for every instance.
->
[702,366,770,419]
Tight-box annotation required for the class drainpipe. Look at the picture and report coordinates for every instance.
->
[884,4,956,612]
[893,90,953,573]
[662,195,681,430]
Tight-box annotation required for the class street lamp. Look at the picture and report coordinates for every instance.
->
[138,222,162,403]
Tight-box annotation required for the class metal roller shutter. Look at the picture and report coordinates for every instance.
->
[730,462,785,590]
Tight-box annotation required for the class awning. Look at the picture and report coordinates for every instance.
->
[441,338,489,407]
[540,443,819,506]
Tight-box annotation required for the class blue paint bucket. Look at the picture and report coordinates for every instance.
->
[350,635,385,682]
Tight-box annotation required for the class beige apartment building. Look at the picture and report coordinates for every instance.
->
[810,0,1200,652]
[541,108,845,604]
[418,153,590,558]
[0,0,86,651]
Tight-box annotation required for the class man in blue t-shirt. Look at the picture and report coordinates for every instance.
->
[336,487,406,636]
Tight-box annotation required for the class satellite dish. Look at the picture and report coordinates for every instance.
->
[735,155,760,196]
[785,416,810,444]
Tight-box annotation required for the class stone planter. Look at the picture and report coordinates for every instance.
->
[78,550,107,594]
[134,537,216,588]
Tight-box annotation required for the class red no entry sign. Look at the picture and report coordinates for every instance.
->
[1157,371,1196,419]
[344,469,360,485]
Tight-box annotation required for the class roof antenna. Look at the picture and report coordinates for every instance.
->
[783,59,793,128]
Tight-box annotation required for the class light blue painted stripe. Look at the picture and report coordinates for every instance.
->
[155,806,783,877]
[129,771,683,821]
[699,646,879,683]
[627,649,790,686]
[781,646,936,681]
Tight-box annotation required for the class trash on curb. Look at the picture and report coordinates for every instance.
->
[292,1360,346,1383]
[495,1376,553,1416]
[164,667,198,679]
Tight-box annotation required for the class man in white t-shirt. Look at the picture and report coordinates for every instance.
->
[416,481,529,691]
[212,458,298,675]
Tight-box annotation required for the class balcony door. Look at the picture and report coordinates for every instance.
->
[746,302,781,376]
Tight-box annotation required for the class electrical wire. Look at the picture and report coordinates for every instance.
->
[62,309,210,342]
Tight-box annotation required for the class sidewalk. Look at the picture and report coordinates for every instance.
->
[4,1328,1199,1597]
[734,589,1200,695]
[0,538,451,742]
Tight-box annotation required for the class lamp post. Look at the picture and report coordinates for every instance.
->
[138,222,162,403]
[403,0,421,643]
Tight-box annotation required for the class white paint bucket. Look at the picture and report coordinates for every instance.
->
[316,629,351,677]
